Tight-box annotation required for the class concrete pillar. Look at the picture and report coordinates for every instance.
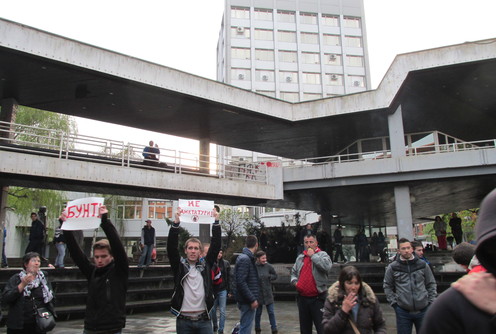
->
[199,139,210,175]
[394,185,414,240]
[0,98,18,262]
[199,224,210,245]
[388,104,406,158]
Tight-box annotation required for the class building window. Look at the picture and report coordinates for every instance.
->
[279,71,298,83]
[231,68,251,81]
[257,90,276,97]
[303,93,322,101]
[324,53,342,65]
[117,200,142,220]
[347,55,364,67]
[302,72,321,84]
[255,70,275,82]
[325,73,343,86]
[148,200,172,220]
[231,26,250,38]
[255,49,274,61]
[254,29,273,41]
[277,30,296,43]
[231,7,250,19]
[322,14,339,26]
[345,36,362,47]
[280,92,299,102]
[277,10,295,23]
[349,75,365,87]
[323,34,340,46]
[278,50,297,63]
[300,32,319,44]
[344,16,361,28]
[301,52,320,64]
[232,47,251,60]
[254,8,273,21]
[300,12,317,24]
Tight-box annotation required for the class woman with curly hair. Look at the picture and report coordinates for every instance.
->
[322,266,386,334]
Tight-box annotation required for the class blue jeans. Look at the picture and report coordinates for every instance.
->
[55,242,66,267]
[138,244,153,267]
[176,317,213,334]
[237,302,256,334]
[255,303,277,331]
[394,305,427,334]
[211,290,227,332]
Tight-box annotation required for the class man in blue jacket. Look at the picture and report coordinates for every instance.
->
[235,235,259,334]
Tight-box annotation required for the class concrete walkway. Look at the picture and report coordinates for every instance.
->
[42,301,402,334]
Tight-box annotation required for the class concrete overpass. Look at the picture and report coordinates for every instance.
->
[1,17,496,237]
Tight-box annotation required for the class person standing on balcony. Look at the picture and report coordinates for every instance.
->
[63,205,129,334]
[138,220,155,269]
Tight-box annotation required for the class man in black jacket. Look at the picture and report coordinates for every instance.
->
[25,212,45,255]
[235,235,259,334]
[63,205,129,334]
[167,209,221,333]
[420,188,496,334]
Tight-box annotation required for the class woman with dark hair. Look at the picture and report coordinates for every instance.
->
[322,266,386,334]
[2,252,55,334]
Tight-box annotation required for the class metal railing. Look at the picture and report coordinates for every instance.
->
[0,121,268,184]
[272,138,496,168]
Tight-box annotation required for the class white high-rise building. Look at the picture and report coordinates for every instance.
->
[217,0,370,103]
[216,0,370,223]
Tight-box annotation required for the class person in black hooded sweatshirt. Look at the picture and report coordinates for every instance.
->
[420,188,496,334]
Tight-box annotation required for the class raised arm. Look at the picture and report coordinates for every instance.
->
[99,206,129,272]
[62,212,93,279]
[166,210,181,274]
[205,211,221,267]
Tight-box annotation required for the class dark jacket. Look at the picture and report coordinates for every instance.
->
[383,255,437,312]
[141,225,156,246]
[322,281,386,334]
[29,219,45,242]
[53,226,65,243]
[2,271,55,330]
[256,262,277,305]
[65,214,129,332]
[213,258,231,295]
[235,247,259,304]
[167,221,221,317]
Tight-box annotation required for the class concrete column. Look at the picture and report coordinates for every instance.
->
[388,104,406,158]
[394,185,414,240]
[199,138,210,175]
[199,224,210,245]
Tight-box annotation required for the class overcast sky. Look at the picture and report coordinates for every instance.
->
[2,0,496,152]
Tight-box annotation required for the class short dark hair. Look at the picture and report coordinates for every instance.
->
[246,235,258,248]
[23,252,40,269]
[411,241,423,249]
[304,234,318,242]
[338,265,362,294]
[93,239,112,255]
[453,242,475,267]
[398,238,410,246]
[30,212,37,217]
[255,250,266,258]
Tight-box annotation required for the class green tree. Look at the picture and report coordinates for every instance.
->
[6,106,77,236]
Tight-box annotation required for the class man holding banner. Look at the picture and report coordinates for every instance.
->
[62,201,129,334]
[167,200,221,334]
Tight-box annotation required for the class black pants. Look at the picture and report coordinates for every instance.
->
[333,244,346,262]
[453,231,463,245]
[297,294,324,334]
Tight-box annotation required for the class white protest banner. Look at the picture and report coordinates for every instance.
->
[178,199,215,224]
[62,197,105,230]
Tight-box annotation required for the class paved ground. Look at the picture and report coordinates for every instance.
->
[27,300,401,334]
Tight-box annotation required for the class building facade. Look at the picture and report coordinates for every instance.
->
[217,0,370,102]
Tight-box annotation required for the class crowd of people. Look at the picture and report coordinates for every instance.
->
[1,188,495,334]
